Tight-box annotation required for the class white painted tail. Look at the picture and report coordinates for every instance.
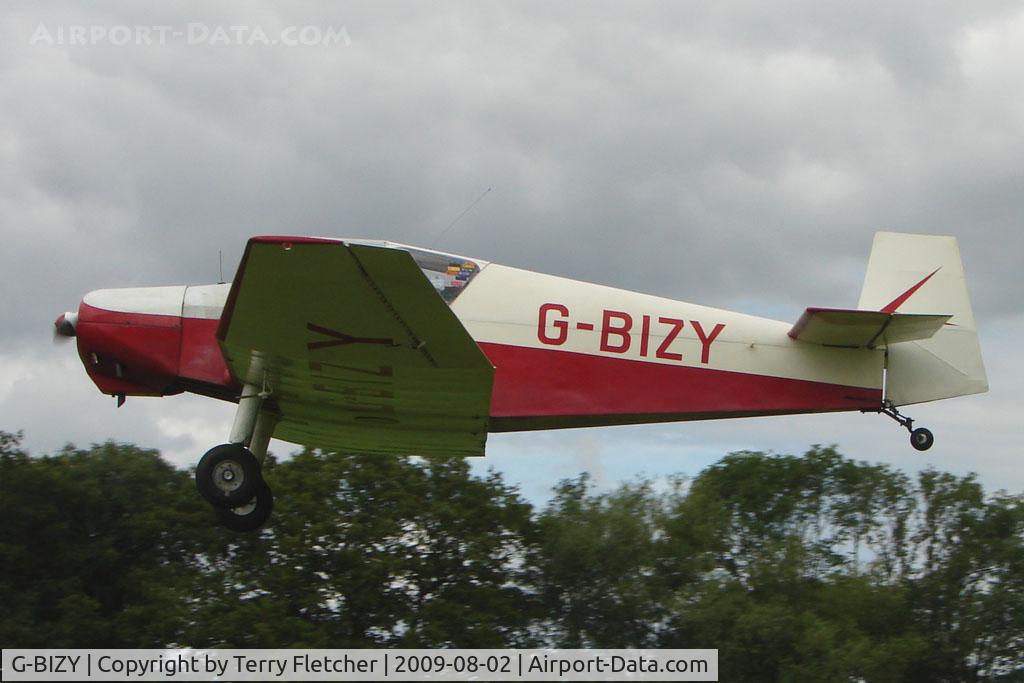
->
[857,232,988,406]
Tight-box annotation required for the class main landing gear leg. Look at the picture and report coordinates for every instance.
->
[195,382,277,531]
[866,400,935,451]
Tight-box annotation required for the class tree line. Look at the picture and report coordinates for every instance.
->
[1,430,1021,681]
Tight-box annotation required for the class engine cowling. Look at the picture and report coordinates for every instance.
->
[73,286,186,397]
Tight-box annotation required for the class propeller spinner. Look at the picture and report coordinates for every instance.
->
[53,311,78,342]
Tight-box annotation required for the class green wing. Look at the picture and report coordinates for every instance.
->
[217,237,494,456]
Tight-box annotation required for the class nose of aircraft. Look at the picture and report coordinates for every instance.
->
[60,286,187,400]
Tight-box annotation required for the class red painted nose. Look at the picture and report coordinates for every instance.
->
[74,288,186,398]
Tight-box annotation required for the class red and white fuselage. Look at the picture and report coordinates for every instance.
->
[456,262,882,430]
[66,241,886,435]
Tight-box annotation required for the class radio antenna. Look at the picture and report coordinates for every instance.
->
[432,187,491,247]
[218,251,225,284]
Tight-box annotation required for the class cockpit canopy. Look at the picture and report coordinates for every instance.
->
[346,240,487,303]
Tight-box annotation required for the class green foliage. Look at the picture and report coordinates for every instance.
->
[1,430,1021,680]
[0,432,211,647]
[533,476,670,647]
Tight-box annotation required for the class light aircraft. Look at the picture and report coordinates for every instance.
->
[54,232,987,531]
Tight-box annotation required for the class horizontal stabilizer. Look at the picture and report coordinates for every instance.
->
[788,308,951,349]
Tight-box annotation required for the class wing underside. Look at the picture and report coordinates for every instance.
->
[217,237,495,456]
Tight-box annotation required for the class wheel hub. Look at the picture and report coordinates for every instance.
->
[212,460,245,493]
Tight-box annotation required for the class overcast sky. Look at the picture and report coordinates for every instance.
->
[2,1,1022,502]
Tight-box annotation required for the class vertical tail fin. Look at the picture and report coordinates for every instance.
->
[857,232,988,406]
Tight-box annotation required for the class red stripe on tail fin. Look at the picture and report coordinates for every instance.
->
[881,267,940,313]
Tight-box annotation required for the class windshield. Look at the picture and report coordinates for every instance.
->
[342,239,487,304]
[404,247,483,303]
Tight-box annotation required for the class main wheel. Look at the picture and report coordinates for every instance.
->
[216,481,274,532]
[195,443,261,508]
[910,427,934,451]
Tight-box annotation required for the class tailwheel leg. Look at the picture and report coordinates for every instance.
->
[870,400,935,451]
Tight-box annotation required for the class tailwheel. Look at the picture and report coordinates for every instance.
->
[910,427,934,451]
[195,443,261,508]
[216,481,274,532]
[866,400,936,452]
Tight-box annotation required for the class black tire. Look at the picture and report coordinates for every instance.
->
[911,427,934,451]
[195,443,261,508]
[216,481,274,532]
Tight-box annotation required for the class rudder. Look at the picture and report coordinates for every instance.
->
[857,232,988,406]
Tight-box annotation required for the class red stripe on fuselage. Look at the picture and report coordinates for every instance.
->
[479,342,880,421]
